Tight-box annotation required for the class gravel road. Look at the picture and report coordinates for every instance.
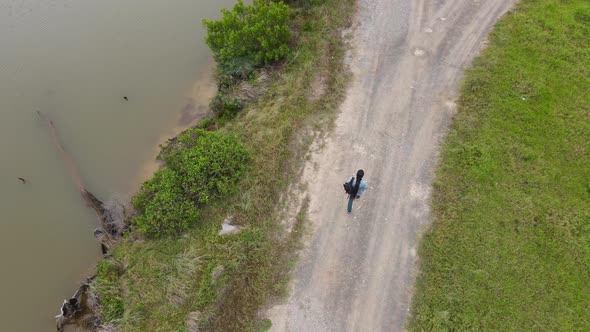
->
[267,0,516,331]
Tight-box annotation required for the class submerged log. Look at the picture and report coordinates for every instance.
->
[36,111,123,242]
[37,111,125,330]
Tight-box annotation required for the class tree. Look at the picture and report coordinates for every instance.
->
[132,168,199,238]
[133,130,249,238]
[162,129,250,205]
[203,0,291,68]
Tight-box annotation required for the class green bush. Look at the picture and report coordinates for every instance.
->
[132,168,199,237]
[217,57,257,88]
[203,0,291,68]
[163,129,250,205]
[134,130,249,237]
[210,93,244,117]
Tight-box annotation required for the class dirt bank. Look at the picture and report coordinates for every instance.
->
[266,0,517,330]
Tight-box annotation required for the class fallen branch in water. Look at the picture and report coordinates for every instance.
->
[36,111,126,331]
[36,111,123,242]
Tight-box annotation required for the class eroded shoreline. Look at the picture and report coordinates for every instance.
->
[53,64,218,331]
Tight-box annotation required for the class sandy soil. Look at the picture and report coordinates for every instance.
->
[266,0,517,331]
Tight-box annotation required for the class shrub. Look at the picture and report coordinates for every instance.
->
[210,93,244,117]
[136,130,249,237]
[132,168,199,237]
[279,0,316,7]
[217,57,257,88]
[163,129,250,205]
[203,0,291,68]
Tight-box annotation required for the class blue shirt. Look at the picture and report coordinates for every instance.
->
[349,178,368,197]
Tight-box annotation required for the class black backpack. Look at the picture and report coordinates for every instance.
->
[343,177,354,195]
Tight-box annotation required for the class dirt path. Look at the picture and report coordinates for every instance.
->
[266,0,517,331]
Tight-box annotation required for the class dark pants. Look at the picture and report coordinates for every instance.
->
[347,195,359,212]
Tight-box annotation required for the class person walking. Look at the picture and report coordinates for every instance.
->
[346,169,368,213]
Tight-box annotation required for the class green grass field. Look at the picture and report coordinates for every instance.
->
[409,0,590,330]
[93,1,354,331]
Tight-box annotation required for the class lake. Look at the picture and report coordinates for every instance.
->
[0,0,235,330]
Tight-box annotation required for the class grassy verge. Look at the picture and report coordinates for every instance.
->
[94,0,355,331]
[409,0,590,330]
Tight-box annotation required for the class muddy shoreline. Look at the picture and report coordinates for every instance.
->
[133,63,217,188]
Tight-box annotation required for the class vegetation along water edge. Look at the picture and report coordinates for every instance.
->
[92,0,355,331]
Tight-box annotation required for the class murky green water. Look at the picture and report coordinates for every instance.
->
[0,1,235,330]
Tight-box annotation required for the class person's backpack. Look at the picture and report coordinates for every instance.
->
[343,177,354,195]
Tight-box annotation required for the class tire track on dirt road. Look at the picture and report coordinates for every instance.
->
[267,0,517,331]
